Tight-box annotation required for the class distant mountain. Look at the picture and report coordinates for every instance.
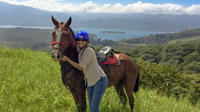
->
[1,1,200,32]
[80,13,200,32]
[0,1,72,27]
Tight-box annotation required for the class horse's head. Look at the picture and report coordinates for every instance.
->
[51,16,76,61]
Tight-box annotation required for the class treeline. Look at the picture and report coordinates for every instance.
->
[136,59,200,105]
[121,41,200,74]
[123,28,200,44]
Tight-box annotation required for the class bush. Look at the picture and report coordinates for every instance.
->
[136,59,200,105]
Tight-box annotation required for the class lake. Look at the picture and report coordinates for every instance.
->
[0,25,165,41]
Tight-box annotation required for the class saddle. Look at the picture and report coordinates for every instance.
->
[96,46,120,65]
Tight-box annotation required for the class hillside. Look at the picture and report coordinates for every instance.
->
[0,47,199,112]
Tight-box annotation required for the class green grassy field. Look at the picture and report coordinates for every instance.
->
[0,47,199,112]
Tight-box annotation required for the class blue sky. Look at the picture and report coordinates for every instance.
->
[1,0,200,14]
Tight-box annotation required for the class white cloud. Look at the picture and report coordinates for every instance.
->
[1,0,200,15]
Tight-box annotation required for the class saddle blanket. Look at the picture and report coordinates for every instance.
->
[102,55,119,65]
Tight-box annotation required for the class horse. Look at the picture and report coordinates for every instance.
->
[51,16,140,112]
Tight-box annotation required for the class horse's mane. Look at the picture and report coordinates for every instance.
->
[69,27,75,40]
[62,27,77,61]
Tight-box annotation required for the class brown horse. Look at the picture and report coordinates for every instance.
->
[51,16,140,112]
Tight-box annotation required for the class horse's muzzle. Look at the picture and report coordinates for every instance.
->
[52,51,63,61]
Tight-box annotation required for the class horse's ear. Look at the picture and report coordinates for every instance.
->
[65,17,72,27]
[51,16,59,27]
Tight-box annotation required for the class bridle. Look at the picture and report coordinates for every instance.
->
[51,28,68,46]
[51,26,77,61]
[52,40,64,46]
[51,28,66,60]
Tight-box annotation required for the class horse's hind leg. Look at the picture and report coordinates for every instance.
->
[114,81,127,106]
[124,80,135,112]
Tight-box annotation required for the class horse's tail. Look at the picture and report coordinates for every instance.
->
[134,67,140,93]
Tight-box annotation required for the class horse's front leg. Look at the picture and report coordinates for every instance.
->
[70,87,86,112]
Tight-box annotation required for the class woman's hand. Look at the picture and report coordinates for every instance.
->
[61,55,84,71]
[61,56,70,62]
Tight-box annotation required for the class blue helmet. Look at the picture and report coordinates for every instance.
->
[75,31,89,42]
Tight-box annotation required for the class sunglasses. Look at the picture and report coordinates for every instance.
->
[76,39,87,41]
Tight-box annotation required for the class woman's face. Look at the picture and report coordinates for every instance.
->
[77,39,88,48]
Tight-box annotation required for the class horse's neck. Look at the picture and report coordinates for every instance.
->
[63,45,78,62]
[60,45,78,74]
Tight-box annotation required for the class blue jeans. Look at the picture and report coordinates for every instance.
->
[87,77,108,112]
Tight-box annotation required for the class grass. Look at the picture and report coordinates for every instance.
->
[0,47,199,112]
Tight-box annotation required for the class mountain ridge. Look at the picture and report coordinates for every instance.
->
[1,1,200,32]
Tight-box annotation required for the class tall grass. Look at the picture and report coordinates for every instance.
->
[0,47,199,112]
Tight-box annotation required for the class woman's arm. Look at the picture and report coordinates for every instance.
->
[61,56,84,71]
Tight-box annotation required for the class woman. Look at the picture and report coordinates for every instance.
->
[61,31,108,112]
